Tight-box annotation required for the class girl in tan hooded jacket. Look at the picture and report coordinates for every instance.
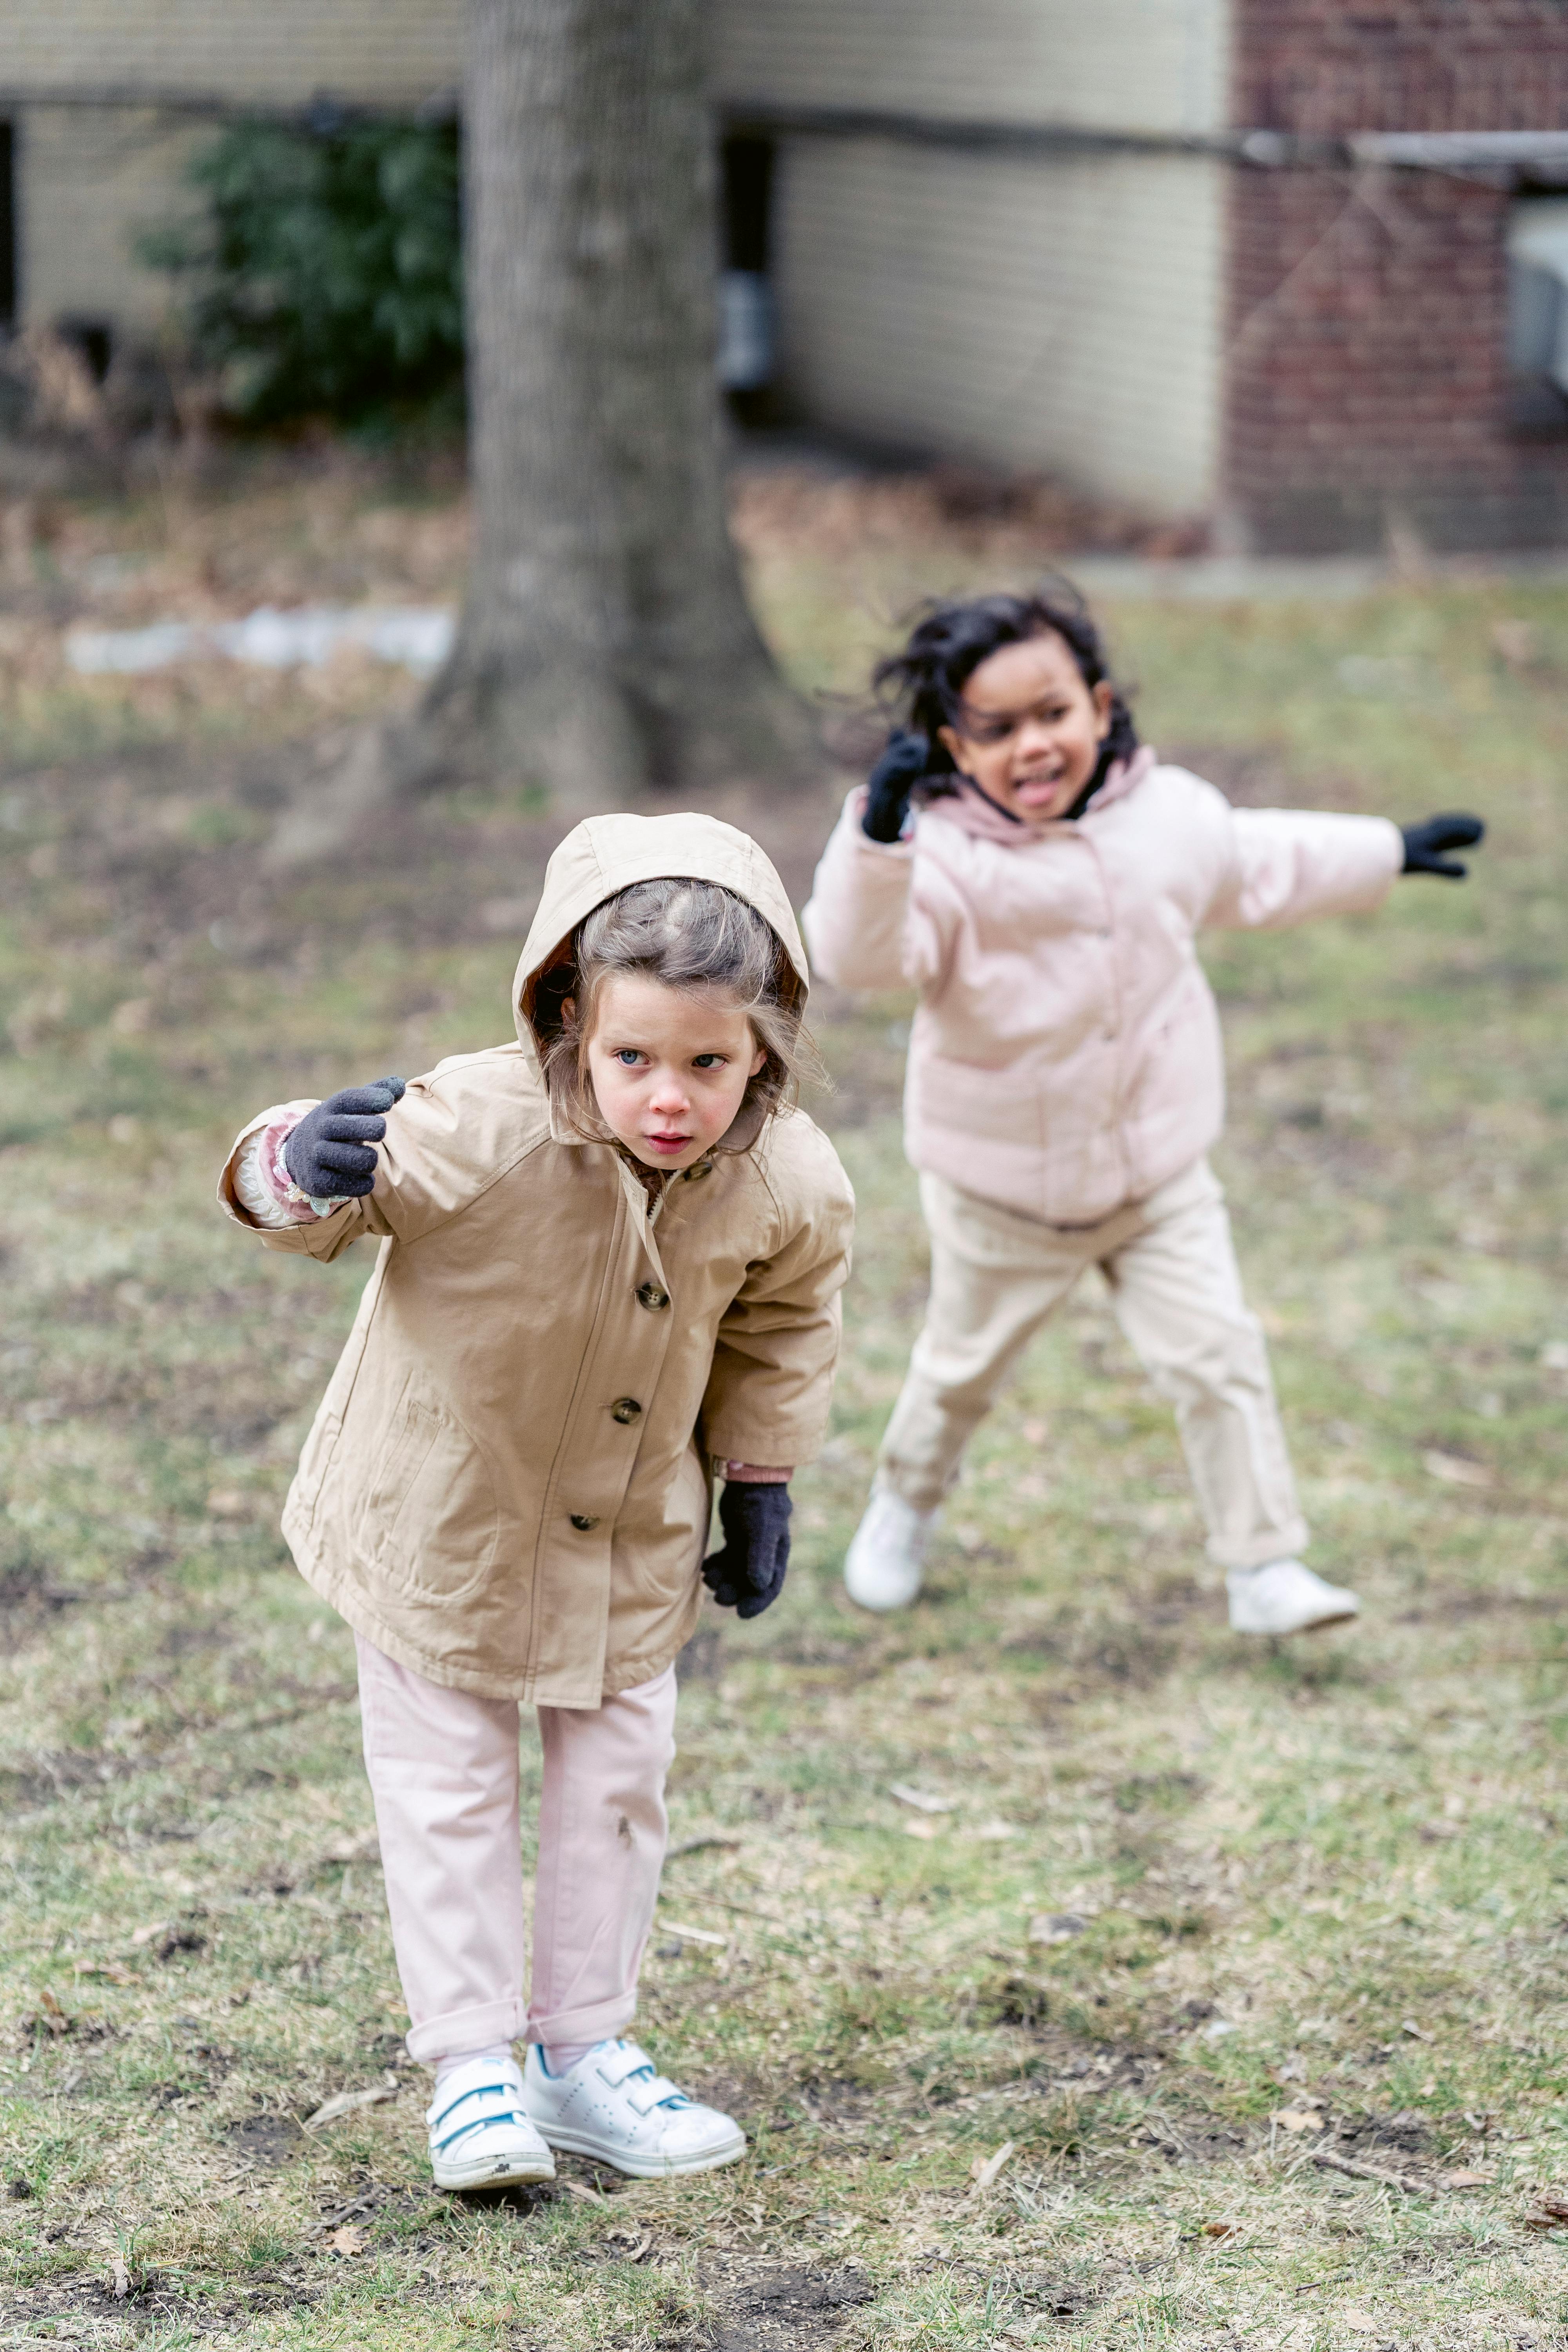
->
[220,812,853,2196]
[802,586,1482,1639]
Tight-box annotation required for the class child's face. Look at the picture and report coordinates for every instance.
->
[938,631,1113,820]
[581,974,767,1171]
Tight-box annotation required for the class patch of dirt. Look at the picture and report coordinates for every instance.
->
[225,2111,303,2168]
[1336,2107,1434,2156]
[698,2261,875,2351]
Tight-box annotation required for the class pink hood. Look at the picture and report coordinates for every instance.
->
[802,756,1403,1225]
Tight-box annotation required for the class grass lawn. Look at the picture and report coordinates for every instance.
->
[2,458,1567,2348]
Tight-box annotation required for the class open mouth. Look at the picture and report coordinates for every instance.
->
[645,1132,691,1155]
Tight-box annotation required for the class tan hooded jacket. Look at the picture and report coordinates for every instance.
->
[217,813,855,1706]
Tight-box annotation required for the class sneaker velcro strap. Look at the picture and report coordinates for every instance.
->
[625,2074,684,2117]
[430,2076,526,2154]
[595,2042,655,2091]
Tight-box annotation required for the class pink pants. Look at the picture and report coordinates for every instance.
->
[355,1635,677,2064]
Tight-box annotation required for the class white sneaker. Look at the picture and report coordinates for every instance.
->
[426,2053,556,2191]
[843,1483,936,1612]
[521,2039,745,2179]
[1226,1558,1359,1636]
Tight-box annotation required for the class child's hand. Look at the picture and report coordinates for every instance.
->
[862,729,931,844]
[1401,813,1485,879]
[701,1482,791,1620]
[283,1076,406,1200]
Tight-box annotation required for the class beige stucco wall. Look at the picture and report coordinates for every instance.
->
[772,141,1227,516]
[712,0,1232,137]
[5,0,463,334]
[711,0,1232,515]
[3,2,463,107]
[16,109,206,336]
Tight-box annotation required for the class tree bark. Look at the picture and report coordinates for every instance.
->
[414,0,818,806]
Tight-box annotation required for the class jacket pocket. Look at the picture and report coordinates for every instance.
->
[290,1408,342,1530]
[355,1386,500,1604]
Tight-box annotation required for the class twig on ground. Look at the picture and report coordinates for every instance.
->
[1312,2150,1425,2195]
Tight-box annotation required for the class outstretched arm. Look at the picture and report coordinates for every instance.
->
[1207,806,1405,931]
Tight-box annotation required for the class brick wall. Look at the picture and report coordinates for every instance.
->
[1226,0,1568,551]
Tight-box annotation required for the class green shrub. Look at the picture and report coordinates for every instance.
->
[141,118,463,426]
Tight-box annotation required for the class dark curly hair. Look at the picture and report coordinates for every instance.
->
[872,581,1139,792]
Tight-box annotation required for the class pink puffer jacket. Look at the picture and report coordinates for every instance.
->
[802,752,1403,1225]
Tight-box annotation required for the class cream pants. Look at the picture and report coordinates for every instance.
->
[356,1635,677,2064]
[878,1157,1308,1573]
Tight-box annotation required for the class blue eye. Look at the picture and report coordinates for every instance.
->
[615,1050,643,1066]
[692,1054,724,1069]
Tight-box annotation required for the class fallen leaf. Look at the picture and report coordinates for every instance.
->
[39,1989,64,2017]
[130,1921,171,1949]
[1202,2220,1238,2238]
[603,2227,652,2260]
[1399,2018,1433,2042]
[1422,1449,1493,1490]
[325,2224,365,2256]
[1272,2107,1327,2133]
[658,1919,727,1947]
[205,1488,249,1518]
[1531,2192,1568,2220]
[975,1821,1018,1841]
[889,1783,956,1815]
[1440,2168,1494,2189]
[1028,1913,1087,1944]
[72,1960,135,1985]
[969,2140,1016,2193]
[304,2083,397,2129]
[904,1819,940,1840]
[108,2252,131,2300]
[557,2180,604,2204]
[1340,2311,1378,2336]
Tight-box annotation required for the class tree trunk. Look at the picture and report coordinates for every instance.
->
[416,0,818,805]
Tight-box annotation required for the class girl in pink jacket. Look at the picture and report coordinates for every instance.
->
[802,586,1483,1637]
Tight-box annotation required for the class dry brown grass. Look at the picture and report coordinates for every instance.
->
[1,453,1566,2348]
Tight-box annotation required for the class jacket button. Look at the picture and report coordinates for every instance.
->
[683,1160,712,1182]
[636,1282,670,1310]
[610,1397,642,1425]
[570,1512,598,1531]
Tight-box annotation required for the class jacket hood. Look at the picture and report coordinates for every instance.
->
[920,748,1157,849]
[512,810,809,1058]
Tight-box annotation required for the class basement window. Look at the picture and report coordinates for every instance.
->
[0,122,14,331]
[1507,197,1568,432]
[718,134,775,405]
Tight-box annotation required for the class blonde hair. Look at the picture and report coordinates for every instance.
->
[535,877,822,1145]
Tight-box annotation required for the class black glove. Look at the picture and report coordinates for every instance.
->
[282,1075,405,1200]
[1401,812,1485,880]
[701,1481,791,1620]
[862,729,931,844]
